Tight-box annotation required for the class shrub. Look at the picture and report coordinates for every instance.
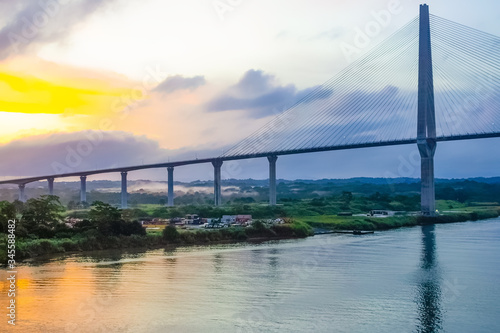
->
[31,225,55,239]
[163,226,180,243]
[61,239,78,252]
[235,230,248,241]
[180,232,196,244]
[290,221,314,237]
[271,224,294,237]
[122,221,146,236]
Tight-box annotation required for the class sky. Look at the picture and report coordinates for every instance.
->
[0,0,499,183]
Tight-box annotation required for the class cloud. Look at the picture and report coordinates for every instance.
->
[205,69,332,118]
[153,75,206,94]
[0,131,167,177]
[0,0,114,59]
[0,131,225,179]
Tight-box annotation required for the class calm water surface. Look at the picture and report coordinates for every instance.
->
[2,218,500,332]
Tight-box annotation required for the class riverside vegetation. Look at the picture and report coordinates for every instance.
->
[0,196,313,263]
[1,181,499,264]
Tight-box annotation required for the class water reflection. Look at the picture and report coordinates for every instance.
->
[267,248,280,284]
[3,220,499,332]
[416,225,443,333]
[213,253,224,273]
[268,248,279,269]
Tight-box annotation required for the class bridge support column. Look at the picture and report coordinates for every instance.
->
[48,177,54,196]
[212,159,223,206]
[80,176,87,203]
[167,167,174,206]
[417,4,437,216]
[268,155,278,205]
[18,184,26,202]
[121,172,128,209]
[418,145,436,215]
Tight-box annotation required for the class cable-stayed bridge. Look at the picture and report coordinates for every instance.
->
[1,4,499,215]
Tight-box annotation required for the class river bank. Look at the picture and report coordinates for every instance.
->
[0,220,313,263]
[296,209,500,231]
[2,209,499,264]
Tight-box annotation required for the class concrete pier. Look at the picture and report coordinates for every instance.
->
[167,167,174,206]
[18,184,25,202]
[268,155,278,205]
[121,172,128,209]
[48,177,54,196]
[417,4,437,216]
[80,176,87,203]
[212,159,223,206]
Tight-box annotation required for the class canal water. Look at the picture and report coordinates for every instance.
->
[2,218,500,332]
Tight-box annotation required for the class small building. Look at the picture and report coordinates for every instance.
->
[221,215,237,224]
[139,218,152,226]
[170,217,185,225]
[150,218,169,225]
[370,210,395,217]
[185,214,201,224]
[236,215,252,223]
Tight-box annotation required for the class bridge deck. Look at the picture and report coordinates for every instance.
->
[1,132,498,185]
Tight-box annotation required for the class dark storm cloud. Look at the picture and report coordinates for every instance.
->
[153,75,206,94]
[0,0,113,59]
[206,69,332,118]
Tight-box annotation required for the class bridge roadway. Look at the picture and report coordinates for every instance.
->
[1,132,499,207]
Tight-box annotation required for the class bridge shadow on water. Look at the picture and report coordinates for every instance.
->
[416,224,443,333]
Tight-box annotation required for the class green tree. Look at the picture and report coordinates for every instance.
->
[88,201,121,223]
[21,195,65,229]
[340,191,353,210]
[0,201,16,233]
[368,192,390,203]
[163,225,180,242]
[20,196,65,238]
[12,200,24,214]
[67,200,77,210]
[122,208,149,221]
[87,202,145,236]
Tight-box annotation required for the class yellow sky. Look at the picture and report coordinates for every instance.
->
[0,60,133,115]
[0,57,146,143]
[0,55,268,148]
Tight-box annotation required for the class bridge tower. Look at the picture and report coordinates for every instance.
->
[417,4,436,216]
[167,167,175,206]
[212,159,223,206]
[121,172,128,209]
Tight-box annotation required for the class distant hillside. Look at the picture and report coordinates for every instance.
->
[0,177,498,206]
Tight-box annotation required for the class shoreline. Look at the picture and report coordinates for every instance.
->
[299,209,500,232]
[2,210,499,265]
[0,221,313,264]
[6,234,306,266]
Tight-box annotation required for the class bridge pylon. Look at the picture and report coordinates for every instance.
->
[417,4,436,216]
